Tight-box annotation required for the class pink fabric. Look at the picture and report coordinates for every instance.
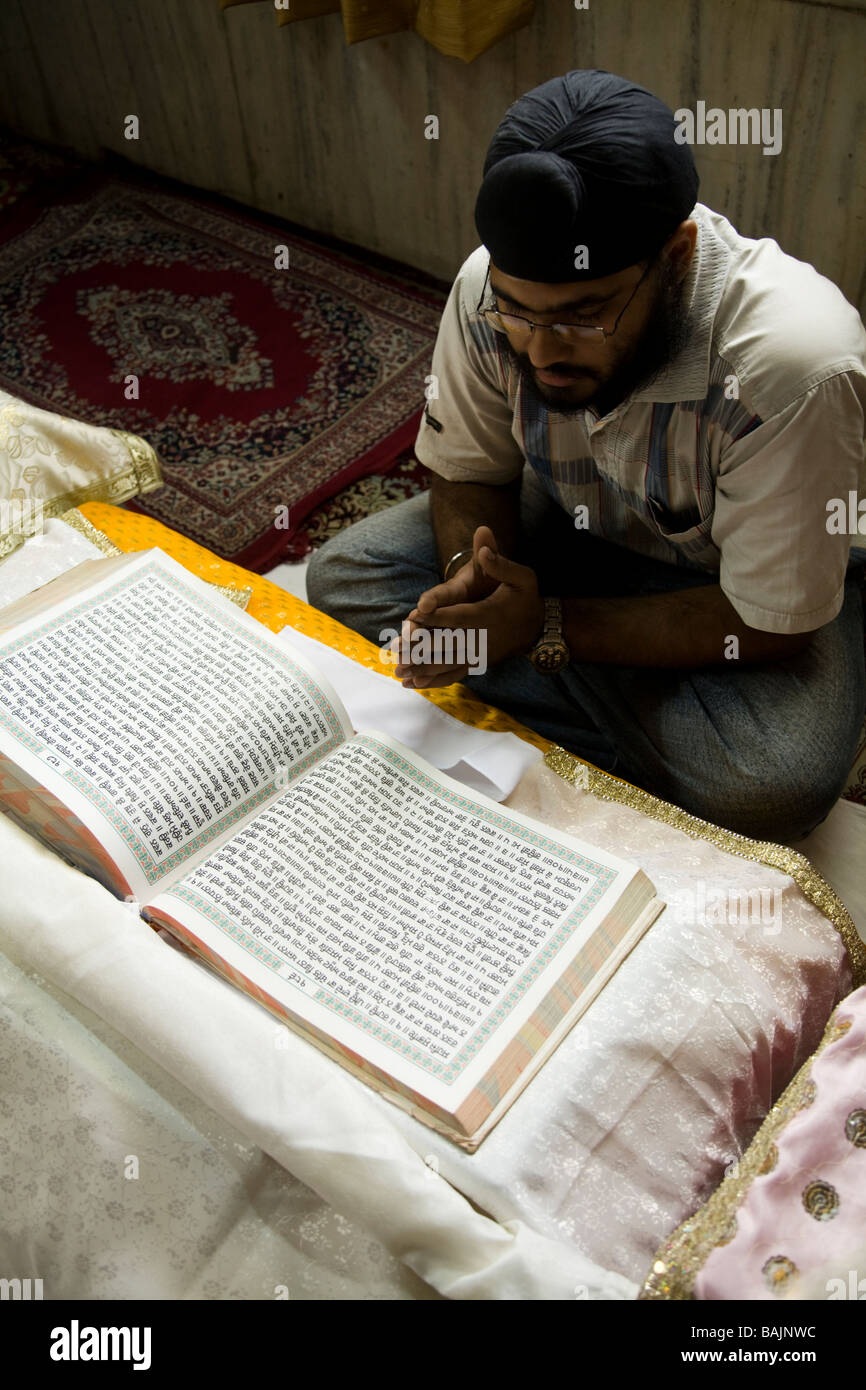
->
[696,986,866,1300]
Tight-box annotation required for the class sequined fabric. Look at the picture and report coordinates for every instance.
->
[642,987,866,1300]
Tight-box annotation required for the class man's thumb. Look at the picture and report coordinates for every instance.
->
[479,545,523,585]
[472,524,498,564]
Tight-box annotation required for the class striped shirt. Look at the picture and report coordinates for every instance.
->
[414,202,866,634]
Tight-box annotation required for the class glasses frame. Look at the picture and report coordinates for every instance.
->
[475,253,659,345]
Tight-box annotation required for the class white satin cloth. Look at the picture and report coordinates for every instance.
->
[0,516,106,607]
[0,390,161,557]
[0,811,634,1301]
[0,754,849,1298]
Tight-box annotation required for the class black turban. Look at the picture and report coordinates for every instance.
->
[474,70,699,283]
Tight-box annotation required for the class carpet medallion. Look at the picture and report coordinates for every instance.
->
[0,172,445,569]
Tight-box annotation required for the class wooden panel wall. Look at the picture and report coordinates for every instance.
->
[0,0,864,313]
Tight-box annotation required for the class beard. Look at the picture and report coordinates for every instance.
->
[502,258,695,419]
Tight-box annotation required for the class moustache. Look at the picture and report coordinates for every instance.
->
[514,354,599,382]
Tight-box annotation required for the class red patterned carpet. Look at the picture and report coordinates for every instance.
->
[0,139,444,570]
[285,446,431,560]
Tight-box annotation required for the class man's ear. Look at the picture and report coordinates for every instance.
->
[664,220,698,283]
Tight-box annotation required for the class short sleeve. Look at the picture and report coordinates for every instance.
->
[413,251,526,485]
[712,372,866,634]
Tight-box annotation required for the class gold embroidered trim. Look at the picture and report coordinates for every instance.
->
[108,429,164,494]
[58,508,123,556]
[209,583,253,611]
[0,442,164,561]
[58,508,252,611]
[637,1000,849,1300]
[543,746,866,989]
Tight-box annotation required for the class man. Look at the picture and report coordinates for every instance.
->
[307,69,866,843]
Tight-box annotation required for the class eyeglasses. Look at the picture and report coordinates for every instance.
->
[475,256,658,345]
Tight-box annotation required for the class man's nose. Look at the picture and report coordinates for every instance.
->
[525,326,581,370]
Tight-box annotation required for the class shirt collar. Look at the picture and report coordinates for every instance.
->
[628,202,731,405]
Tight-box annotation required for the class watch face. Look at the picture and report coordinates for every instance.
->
[533,640,569,672]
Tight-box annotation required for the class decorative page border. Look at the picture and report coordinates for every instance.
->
[166,734,617,1086]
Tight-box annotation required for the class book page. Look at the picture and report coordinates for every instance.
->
[150,732,640,1112]
[0,550,352,898]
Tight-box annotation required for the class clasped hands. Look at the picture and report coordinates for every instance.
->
[388,526,544,689]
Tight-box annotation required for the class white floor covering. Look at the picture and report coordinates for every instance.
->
[264,558,310,603]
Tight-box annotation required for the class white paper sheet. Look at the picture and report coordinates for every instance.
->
[278,625,541,801]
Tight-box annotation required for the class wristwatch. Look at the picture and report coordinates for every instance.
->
[528,597,571,673]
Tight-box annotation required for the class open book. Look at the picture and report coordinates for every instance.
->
[0,548,664,1150]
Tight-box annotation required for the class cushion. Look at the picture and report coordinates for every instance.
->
[641,985,866,1299]
[0,390,162,560]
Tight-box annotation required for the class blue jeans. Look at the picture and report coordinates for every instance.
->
[306,472,866,843]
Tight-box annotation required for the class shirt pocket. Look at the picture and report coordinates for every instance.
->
[645,493,714,547]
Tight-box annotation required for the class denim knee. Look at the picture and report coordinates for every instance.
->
[305,531,358,620]
[673,754,848,844]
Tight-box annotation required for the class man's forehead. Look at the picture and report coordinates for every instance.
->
[488,260,639,311]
